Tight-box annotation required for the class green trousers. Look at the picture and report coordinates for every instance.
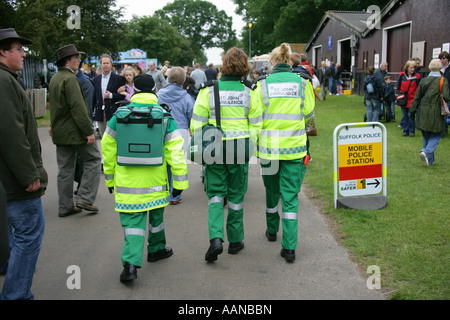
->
[205,162,249,243]
[119,207,165,267]
[261,159,307,250]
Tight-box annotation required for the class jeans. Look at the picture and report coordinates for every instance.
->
[365,99,381,122]
[1,197,45,300]
[401,107,415,134]
[421,131,443,165]
[385,101,395,121]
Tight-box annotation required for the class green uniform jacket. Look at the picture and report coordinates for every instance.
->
[101,93,189,212]
[255,63,315,160]
[0,63,48,201]
[410,74,450,134]
[49,68,94,145]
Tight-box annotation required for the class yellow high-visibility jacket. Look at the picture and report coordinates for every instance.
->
[255,63,315,160]
[101,93,188,212]
[190,76,264,147]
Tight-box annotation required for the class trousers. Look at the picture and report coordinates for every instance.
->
[261,159,307,250]
[119,208,166,267]
[205,162,249,243]
[56,143,101,213]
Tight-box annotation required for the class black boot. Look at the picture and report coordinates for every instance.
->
[280,249,295,262]
[228,241,244,254]
[147,247,173,262]
[205,238,223,262]
[265,230,277,242]
[120,263,137,282]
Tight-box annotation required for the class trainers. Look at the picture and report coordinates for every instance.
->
[59,207,82,217]
[169,198,182,205]
[409,133,415,137]
[76,201,98,212]
[419,152,429,167]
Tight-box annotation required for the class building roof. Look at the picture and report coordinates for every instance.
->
[305,0,403,51]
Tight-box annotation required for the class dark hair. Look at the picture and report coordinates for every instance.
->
[0,39,15,51]
[367,66,375,74]
[439,51,449,60]
[221,47,251,77]
[56,54,79,68]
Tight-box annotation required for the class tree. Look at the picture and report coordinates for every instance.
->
[2,0,127,61]
[123,15,196,66]
[156,0,237,61]
[234,0,392,56]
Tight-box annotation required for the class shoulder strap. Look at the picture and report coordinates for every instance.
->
[255,74,268,83]
[241,78,257,90]
[213,80,221,128]
[200,80,215,89]
[440,77,444,94]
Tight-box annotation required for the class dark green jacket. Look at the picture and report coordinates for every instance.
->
[0,63,48,201]
[410,74,450,134]
[49,68,93,145]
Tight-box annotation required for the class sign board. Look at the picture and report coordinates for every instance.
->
[333,122,387,209]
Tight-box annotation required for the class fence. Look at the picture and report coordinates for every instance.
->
[26,88,47,118]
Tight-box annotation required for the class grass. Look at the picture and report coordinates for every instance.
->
[304,94,449,300]
[36,109,51,128]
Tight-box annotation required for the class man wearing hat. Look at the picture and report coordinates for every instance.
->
[49,44,101,217]
[0,28,48,300]
[101,74,189,282]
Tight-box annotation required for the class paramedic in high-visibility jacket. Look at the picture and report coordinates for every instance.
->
[191,47,264,262]
[101,74,189,282]
[255,43,315,262]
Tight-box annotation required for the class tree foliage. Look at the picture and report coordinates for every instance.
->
[234,0,392,56]
[156,0,237,61]
[122,15,197,66]
[1,0,127,61]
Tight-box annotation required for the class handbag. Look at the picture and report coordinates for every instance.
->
[439,77,450,117]
[189,81,223,165]
[396,76,413,107]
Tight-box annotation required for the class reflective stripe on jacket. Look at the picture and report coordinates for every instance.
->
[256,63,315,160]
[190,76,264,144]
[101,93,188,212]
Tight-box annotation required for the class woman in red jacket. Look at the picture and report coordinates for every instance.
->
[397,60,421,137]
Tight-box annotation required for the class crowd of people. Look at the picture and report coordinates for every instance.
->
[0,27,317,297]
[1,25,448,298]
[362,55,450,166]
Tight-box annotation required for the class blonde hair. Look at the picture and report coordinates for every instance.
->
[428,59,442,72]
[403,60,416,74]
[270,43,290,65]
[121,66,136,78]
[167,67,186,85]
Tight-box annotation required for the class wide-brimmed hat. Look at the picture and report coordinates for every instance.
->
[133,74,156,93]
[0,28,33,45]
[56,44,85,64]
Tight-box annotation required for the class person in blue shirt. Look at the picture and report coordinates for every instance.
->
[157,67,194,205]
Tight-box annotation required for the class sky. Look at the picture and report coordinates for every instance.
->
[114,0,246,65]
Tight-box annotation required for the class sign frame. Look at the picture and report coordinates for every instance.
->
[333,122,387,209]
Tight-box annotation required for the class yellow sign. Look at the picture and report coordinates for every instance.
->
[338,142,382,168]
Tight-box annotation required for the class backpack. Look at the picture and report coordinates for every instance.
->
[366,76,375,94]
[115,105,166,166]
